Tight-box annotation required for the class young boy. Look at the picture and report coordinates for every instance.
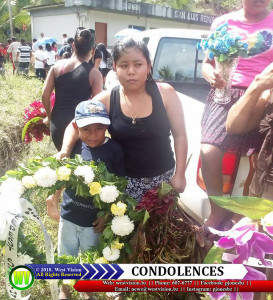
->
[46,100,125,299]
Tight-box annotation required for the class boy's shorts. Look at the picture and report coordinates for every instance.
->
[58,218,100,257]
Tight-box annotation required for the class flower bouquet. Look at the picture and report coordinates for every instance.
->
[204,196,273,300]
[22,92,55,143]
[198,22,248,104]
[0,154,146,263]
[132,182,205,264]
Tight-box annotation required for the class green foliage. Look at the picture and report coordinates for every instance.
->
[157,65,174,81]
[210,196,273,220]
[203,246,224,264]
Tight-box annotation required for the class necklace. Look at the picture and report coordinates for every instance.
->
[122,89,138,125]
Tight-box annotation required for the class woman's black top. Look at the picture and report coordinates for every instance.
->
[50,62,92,150]
[109,84,175,178]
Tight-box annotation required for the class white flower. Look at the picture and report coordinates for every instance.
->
[17,252,33,265]
[102,246,120,262]
[100,185,119,203]
[0,210,9,241]
[34,167,57,187]
[0,178,25,199]
[22,176,36,189]
[111,215,134,237]
[74,165,94,184]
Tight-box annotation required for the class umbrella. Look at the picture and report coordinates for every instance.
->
[114,28,141,39]
[37,37,57,46]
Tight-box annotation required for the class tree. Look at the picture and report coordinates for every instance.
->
[0,0,64,39]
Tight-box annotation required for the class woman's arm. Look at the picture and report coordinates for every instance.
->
[42,66,55,123]
[202,52,226,89]
[158,83,188,193]
[89,67,103,97]
[226,63,273,134]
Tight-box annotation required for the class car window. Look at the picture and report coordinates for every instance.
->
[153,37,205,82]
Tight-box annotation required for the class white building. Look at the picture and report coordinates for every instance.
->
[28,0,215,47]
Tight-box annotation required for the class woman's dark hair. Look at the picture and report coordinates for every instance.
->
[112,37,155,94]
[97,43,111,62]
[45,43,51,52]
[74,27,95,58]
[51,42,57,47]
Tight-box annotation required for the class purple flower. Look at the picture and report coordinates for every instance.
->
[209,217,273,266]
[207,266,266,300]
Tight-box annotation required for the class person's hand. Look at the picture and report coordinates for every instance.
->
[53,150,70,160]
[209,70,226,89]
[255,62,273,91]
[170,173,186,193]
[43,116,50,127]
[93,217,105,233]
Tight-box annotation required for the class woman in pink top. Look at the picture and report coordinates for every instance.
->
[201,0,273,231]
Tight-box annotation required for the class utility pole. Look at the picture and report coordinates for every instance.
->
[7,0,13,37]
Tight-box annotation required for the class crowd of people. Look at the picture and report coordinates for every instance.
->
[0,31,113,82]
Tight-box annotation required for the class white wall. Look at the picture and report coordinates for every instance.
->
[31,9,209,48]
[32,13,79,46]
[86,10,208,47]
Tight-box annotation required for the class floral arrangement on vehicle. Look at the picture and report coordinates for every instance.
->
[204,196,273,300]
[22,92,55,143]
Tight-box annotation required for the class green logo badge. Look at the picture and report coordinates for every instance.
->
[9,266,35,291]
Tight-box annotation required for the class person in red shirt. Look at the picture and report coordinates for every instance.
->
[0,43,7,77]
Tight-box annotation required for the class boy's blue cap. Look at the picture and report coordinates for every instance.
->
[75,100,110,128]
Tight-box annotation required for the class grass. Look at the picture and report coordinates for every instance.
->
[0,64,216,300]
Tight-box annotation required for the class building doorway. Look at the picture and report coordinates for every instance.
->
[95,22,107,46]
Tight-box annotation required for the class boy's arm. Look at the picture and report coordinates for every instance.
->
[56,121,80,159]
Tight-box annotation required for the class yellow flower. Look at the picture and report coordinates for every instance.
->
[1,247,5,255]
[56,166,71,181]
[111,241,124,249]
[89,182,101,195]
[95,257,109,264]
[111,201,127,216]
[63,279,76,286]
[22,176,36,188]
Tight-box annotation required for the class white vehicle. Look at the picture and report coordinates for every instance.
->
[138,28,211,102]
[139,28,250,223]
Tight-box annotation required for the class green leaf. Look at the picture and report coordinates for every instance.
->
[203,246,224,264]
[5,170,22,177]
[97,162,106,173]
[103,227,114,240]
[210,196,273,219]
[143,210,150,225]
[158,182,173,199]
[97,211,105,218]
[22,117,43,142]
[124,242,133,254]
[93,194,102,209]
